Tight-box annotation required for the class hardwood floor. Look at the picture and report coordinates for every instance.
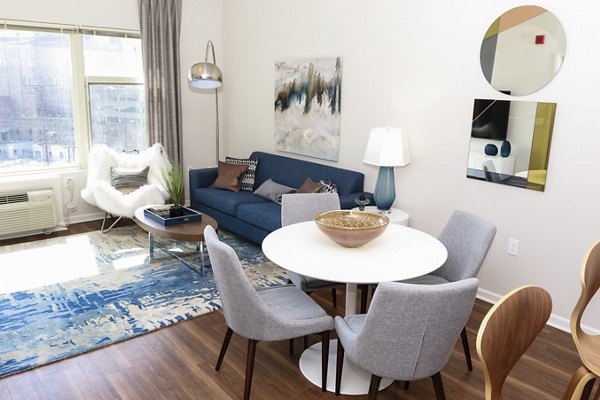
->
[0,221,589,399]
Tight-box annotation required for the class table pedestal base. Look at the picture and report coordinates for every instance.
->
[299,339,393,395]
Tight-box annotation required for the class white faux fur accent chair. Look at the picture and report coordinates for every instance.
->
[81,143,171,232]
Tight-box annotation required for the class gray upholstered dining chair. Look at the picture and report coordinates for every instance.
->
[402,210,497,371]
[335,279,479,399]
[204,225,334,400]
[281,193,346,306]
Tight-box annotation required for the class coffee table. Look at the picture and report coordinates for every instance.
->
[134,206,218,275]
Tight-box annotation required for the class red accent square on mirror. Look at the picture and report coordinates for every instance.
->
[535,35,545,45]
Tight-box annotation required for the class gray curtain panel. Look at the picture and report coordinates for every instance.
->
[139,0,183,165]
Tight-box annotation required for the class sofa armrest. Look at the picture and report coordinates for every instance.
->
[189,167,218,208]
[189,167,218,189]
[339,192,374,209]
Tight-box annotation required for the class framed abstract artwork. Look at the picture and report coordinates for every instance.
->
[274,57,342,161]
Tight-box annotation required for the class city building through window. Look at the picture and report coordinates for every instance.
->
[0,24,145,173]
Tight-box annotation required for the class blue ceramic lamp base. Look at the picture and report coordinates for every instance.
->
[373,166,396,212]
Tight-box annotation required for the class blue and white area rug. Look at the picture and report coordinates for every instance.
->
[0,225,288,378]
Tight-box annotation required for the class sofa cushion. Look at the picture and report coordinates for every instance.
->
[211,161,249,192]
[237,202,282,232]
[192,187,268,216]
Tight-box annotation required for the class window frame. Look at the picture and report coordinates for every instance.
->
[0,19,143,175]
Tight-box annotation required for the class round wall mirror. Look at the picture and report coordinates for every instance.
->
[480,5,566,96]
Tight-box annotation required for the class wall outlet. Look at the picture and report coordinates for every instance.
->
[507,238,519,256]
[64,177,75,190]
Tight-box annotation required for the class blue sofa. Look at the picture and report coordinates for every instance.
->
[189,151,372,244]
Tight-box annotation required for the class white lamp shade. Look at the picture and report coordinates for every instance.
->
[363,127,411,167]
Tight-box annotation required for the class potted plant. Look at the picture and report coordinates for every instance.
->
[161,163,185,217]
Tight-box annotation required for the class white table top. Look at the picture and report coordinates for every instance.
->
[262,221,447,285]
[351,206,410,226]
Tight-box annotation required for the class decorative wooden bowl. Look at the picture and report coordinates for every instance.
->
[314,210,389,248]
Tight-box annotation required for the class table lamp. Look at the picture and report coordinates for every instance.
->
[363,127,411,212]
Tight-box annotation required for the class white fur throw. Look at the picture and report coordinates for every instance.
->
[81,144,172,218]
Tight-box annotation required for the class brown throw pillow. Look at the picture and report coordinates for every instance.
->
[297,177,322,193]
[211,161,249,192]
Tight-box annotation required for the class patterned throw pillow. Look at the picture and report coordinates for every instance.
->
[110,166,149,192]
[225,157,259,191]
[318,178,337,193]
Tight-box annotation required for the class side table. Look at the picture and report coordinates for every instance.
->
[352,206,410,226]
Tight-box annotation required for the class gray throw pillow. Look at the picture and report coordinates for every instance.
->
[110,166,149,191]
[254,178,296,204]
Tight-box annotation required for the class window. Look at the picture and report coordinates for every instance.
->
[84,35,146,152]
[0,23,145,174]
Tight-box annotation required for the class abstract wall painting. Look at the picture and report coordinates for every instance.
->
[274,57,342,161]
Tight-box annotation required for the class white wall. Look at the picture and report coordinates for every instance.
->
[221,0,600,332]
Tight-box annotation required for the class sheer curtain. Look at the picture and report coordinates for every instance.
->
[139,0,183,165]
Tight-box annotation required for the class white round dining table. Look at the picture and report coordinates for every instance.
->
[262,221,448,395]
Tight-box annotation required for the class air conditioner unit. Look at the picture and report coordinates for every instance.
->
[0,189,58,237]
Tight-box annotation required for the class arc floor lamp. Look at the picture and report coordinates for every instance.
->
[188,40,223,164]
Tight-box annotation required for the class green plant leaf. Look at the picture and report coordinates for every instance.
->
[161,163,184,207]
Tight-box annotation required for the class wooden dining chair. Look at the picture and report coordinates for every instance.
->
[476,285,552,400]
[563,241,600,400]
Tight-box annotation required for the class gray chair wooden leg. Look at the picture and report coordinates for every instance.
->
[321,331,330,391]
[335,339,345,395]
[367,375,382,400]
[244,339,258,400]
[360,284,369,313]
[460,327,473,371]
[331,288,337,308]
[431,372,446,400]
[289,338,294,355]
[216,327,233,370]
